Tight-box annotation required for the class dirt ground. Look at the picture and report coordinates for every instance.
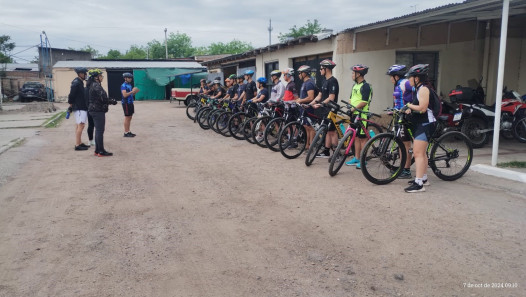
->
[0,101,524,297]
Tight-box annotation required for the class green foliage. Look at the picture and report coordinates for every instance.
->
[497,161,526,168]
[72,45,100,58]
[167,32,194,58]
[100,49,123,59]
[207,40,253,55]
[278,19,323,43]
[0,35,15,63]
[122,45,147,59]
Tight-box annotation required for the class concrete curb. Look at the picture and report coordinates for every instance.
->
[470,164,526,183]
[0,137,26,155]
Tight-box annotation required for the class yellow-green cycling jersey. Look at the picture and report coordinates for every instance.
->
[349,80,372,135]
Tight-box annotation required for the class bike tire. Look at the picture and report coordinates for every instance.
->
[186,102,199,120]
[513,116,526,143]
[429,131,473,181]
[253,116,272,148]
[264,118,285,152]
[216,111,232,137]
[278,122,307,159]
[243,117,258,144]
[198,108,212,130]
[360,133,407,185]
[329,129,354,176]
[208,109,222,133]
[305,124,327,166]
[228,112,246,140]
[461,117,488,148]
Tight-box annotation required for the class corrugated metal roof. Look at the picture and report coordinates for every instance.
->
[53,60,206,69]
[3,63,39,71]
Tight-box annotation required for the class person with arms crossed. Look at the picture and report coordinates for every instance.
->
[121,72,139,137]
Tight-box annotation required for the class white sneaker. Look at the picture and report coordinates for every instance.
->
[90,140,95,146]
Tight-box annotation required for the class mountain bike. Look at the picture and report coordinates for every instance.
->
[328,103,384,176]
[186,94,208,120]
[277,104,321,159]
[227,102,259,140]
[263,101,298,152]
[360,108,473,185]
[251,102,284,148]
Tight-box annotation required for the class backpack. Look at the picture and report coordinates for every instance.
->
[428,88,442,117]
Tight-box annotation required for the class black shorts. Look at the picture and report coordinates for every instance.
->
[123,103,134,116]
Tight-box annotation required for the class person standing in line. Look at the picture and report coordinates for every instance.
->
[268,70,285,103]
[241,70,257,104]
[121,72,139,138]
[295,65,317,149]
[68,67,90,151]
[88,69,117,157]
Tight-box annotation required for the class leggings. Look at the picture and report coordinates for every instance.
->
[87,113,94,140]
[89,111,106,153]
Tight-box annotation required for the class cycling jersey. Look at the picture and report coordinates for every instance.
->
[237,83,246,99]
[257,88,269,103]
[213,87,225,98]
[300,78,316,99]
[411,84,436,125]
[321,76,339,103]
[283,81,297,101]
[350,80,372,114]
[245,81,257,100]
[393,78,413,110]
[121,82,134,104]
[226,86,236,98]
[270,81,285,102]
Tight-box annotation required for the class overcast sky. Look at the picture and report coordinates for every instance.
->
[1,0,465,62]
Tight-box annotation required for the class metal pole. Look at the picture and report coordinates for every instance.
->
[491,0,509,166]
[164,28,168,59]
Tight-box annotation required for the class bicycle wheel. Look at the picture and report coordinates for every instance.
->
[243,117,258,144]
[305,124,327,166]
[216,111,232,137]
[329,129,354,176]
[429,131,473,181]
[264,118,285,152]
[513,116,526,143]
[186,102,199,120]
[278,122,307,159]
[360,133,406,185]
[253,116,272,148]
[228,112,246,140]
[208,109,222,133]
[198,108,212,130]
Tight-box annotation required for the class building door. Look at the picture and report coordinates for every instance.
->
[265,61,279,94]
[107,69,133,101]
[396,52,439,89]
[292,53,333,96]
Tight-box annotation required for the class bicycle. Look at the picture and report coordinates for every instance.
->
[263,101,298,152]
[227,102,259,140]
[328,103,384,176]
[251,102,285,148]
[360,108,473,185]
[277,104,322,159]
[186,94,208,120]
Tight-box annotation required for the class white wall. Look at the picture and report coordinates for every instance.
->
[52,68,108,102]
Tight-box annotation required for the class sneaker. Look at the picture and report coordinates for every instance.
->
[356,161,361,169]
[316,149,330,158]
[404,181,425,193]
[407,179,430,186]
[79,143,90,148]
[75,145,88,151]
[288,141,298,149]
[97,151,113,157]
[124,132,136,137]
[399,169,412,179]
[255,135,264,142]
[345,157,359,166]
[94,151,99,156]
[90,140,95,146]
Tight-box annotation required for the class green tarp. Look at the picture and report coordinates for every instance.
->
[133,68,207,100]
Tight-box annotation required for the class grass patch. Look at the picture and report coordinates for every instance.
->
[497,161,526,168]
[44,111,67,128]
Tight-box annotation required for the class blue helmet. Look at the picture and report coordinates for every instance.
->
[256,77,267,84]
[386,65,407,76]
[244,69,255,76]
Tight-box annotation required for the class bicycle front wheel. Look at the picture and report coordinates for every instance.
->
[186,102,199,120]
[228,112,246,140]
[264,118,285,152]
[305,124,327,166]
[253,116,272,148]
[197,108,212,130]
[278,122,307,159]
[429,131,473,181]
[329,129,354,176]
[216,111,232,137]
[243,118,258,144]
[360,133,406,185]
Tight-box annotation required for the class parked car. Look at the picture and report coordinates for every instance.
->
[19,81,46,102]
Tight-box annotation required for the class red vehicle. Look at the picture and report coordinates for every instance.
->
[170,87,199,106]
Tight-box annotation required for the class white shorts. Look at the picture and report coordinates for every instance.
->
[75,110,88,124]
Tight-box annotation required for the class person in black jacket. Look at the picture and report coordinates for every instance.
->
[87,69,117,157]
[68,67,90,151]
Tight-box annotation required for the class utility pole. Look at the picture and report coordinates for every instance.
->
[268,19,273,46]
[164,28,168,59]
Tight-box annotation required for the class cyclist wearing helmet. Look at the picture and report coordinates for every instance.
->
[251,77,269,103]
[310,59,339,158]
[269,70,285,103]
[296,65,317,149]
[210,79,225,99]
[121,72,139,137]
[199,78,209,95]
[235,75,246,104]
[227,74,239,99]
[282,68,297,102]
[223,77,235,100]
[387,64,413,179]
[241,69,257,104]
[87,69,117,157]
[345,64,372,169]
[68,67,90,151]
[403,64,436,193]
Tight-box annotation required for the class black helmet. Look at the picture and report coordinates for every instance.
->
[405,64,429,77]
[123,72,133,78]
[386,65,407,76]
[351,64,369,75]
[74,67,88,74]
[320,59,336,69]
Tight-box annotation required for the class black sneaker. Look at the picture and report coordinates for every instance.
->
[124,132,136,137]
[399,169,412,179]
[79,143,90,148]
[75,145,88,151]
[316,149,331,158]
[407,179,430,186]
[404,181,425,193]
[97,151,113,157]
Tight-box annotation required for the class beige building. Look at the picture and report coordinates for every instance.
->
[202,0,526,113]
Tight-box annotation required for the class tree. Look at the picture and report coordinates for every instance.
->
[146,40,165,59]
[207,40,253,55]
[68,45,100,58]
[100,49,123,59]
[278,19,323,43]
[166,32,194,58]
[0,35,15,64]
[122,45,147,59]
